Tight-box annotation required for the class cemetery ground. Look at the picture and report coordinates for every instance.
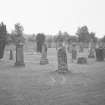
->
[0,47,105,105]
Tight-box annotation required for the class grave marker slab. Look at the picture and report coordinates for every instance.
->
[40,43,48,65]
[15,43,25,66]
[57,46,69,73]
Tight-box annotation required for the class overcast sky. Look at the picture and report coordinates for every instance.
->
[0,0,105,37]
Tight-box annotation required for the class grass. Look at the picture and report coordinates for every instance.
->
[0,47,105,105]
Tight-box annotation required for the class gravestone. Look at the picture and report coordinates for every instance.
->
[40,43,48,65]
[79,42,84,52]
[15,43,25,66]
[95,48,104,61]
[77,57,87,64]
[57,45,69,73]
[71,43,77,62]
[9,49,13,60]
[88,40,95,58]
[0,39,5,59]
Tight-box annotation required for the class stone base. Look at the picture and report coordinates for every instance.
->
[40,58,49,65]
[14,62,25,67]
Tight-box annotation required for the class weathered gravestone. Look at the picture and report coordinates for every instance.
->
[9,49,13,60]
[77,57,87,64]
[57,45,69,73]
[95,47,104,61]
[0,39,5,59]
[14,36,25,67]
[40,43,48,65]
[79,42,84,52]
[15,43,25,66]
[71,43,77,62]
[88,40,95,58]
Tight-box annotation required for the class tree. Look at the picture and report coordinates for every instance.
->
[0,22,7,59]
[76,25,90,43]
[36,33,45,53]
[68,36,78,44]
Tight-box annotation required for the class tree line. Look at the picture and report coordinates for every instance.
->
[0,22,105,53]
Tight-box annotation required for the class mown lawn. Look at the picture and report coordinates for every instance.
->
[0,47,105,105]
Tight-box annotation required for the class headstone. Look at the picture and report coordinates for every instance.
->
[9,49,13,60]
[40,43,48,65]
[71,43,77,62]
[0,39,5,59]
[95,48,104,61]
[15,43,25,66]
[88,40,95,58]
[79,42,84,52]
[57,45,69,73]
[77,57,87,64]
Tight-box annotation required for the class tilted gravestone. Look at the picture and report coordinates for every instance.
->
[57,46,69,73]
[40,43,48,65]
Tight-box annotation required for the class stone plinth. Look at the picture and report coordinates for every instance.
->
[15,44,25,66]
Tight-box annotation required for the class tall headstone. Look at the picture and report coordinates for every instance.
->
[88,39,95,58]
[0,39,5,59]
[71,43,77,62]
[9,49,13,60]
[40,43,48,65]
[57,44,69,73]
[79,42,84,52]
[15,36,25,66]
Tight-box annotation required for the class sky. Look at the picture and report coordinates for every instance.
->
[0,0,105,38]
